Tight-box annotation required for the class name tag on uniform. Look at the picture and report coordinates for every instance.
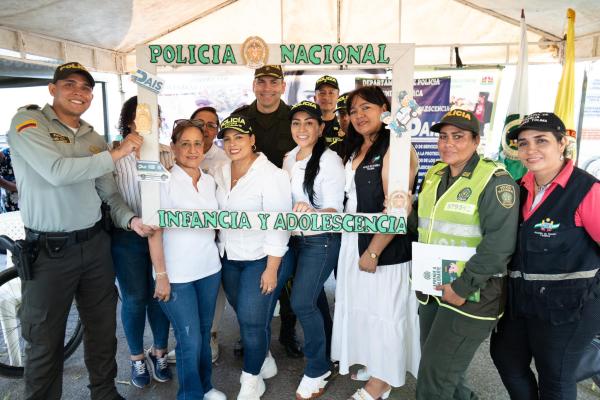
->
[49,132,71,143]
[444,202,476,215]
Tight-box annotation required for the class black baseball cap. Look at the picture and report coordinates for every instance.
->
[335,93,349,112]
[290,101,322,121]
[218,114,253,138]
[254,65,284,79]
[315,75,339,91]
[431,109,480,135]
[53,62,95,87]
[506,112,566,141]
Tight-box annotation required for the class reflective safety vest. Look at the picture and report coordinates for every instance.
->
[417,158,505,320]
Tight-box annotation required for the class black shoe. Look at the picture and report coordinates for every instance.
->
[279,334,304,358]
[326,361,340,382]
[233,338,244,357]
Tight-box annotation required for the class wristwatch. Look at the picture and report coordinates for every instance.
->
[368,249,378,259]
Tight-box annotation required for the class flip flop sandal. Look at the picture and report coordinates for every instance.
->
[348,388,392,400]
[351,367,371,381]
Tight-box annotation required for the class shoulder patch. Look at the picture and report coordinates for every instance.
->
[89,145,102,154]
[495,184,516,209]
[16,119,38,133]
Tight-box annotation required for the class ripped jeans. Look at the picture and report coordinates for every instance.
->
[159,271,221,400]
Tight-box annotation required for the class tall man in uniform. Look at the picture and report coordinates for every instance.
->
[314,75,344,158]
[8,62,152,400]
[335,92,350,158]
[234,65,303,358]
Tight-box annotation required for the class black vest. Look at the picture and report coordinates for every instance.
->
[508,167,600,325]
[354,133,415,266]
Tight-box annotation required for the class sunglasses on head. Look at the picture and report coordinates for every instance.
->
[173,119,205,132]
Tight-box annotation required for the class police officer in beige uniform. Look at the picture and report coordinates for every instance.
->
[8,62,152,400]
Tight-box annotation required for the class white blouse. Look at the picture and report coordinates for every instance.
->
[214,153,292,261]
[160,164,221,283]
[283,146,345,212]
[201,144,229,177]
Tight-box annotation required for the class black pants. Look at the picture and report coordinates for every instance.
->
[490,297,600,400]
[19,230,119,400]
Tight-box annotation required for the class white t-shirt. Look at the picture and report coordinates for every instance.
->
[214,153,292,261]
[160,164,221,283]
[283,146,345,212]
[201,144,229,177]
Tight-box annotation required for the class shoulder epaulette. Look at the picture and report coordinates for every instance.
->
[18,104,41,111]
[494,170,509,177]
[232,104,250,114]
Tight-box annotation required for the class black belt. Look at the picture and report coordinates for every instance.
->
[25,220,103,247]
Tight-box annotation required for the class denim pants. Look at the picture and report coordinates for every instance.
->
[490,296,600,400]
[290,233,340,377]
[222,253,293,375]
[160,271,221,400]
[111,230,169,355]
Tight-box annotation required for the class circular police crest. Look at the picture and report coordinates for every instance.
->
[241,36,269,69]
[456,187,472,201]
[423,271,431,280]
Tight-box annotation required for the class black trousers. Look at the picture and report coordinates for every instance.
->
[490,297,600,400]
[19,230,120,400]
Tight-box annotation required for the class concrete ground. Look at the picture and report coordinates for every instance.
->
[1,269,599,399]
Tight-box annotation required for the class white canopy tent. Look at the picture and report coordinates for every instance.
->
[1,0,599,75]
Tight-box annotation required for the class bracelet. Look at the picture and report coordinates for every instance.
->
[155,271,168,278]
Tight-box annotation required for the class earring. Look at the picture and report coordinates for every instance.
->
[560,154,564,161]
[252,144,257,152]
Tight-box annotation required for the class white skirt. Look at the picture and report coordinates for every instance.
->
[331,231,421,387]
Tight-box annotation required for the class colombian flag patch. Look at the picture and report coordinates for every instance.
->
[16,119,38,133]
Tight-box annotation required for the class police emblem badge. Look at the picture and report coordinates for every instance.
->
[456,187,472,201]
[241,36,269,69]
[495,184,516,209]
[135,103,153,135]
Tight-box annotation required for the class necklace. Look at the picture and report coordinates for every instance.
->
[534,168,562,192]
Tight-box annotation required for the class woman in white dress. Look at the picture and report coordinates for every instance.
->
[331,86,420,400]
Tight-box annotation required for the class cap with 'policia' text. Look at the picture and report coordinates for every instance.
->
[254,65,284,79]
[290,101,322,121]
[431,109,480,135]
[336,93,349,112]
[315,75,339,91]
[53,62,95,87]
[506,112,566,141]
[218,115,253,138]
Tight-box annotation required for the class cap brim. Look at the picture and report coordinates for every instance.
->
[290,106,322,121]
[315,83,339,91]
[430,121,478,134]
[255,73,283,79]
[506,125,562,142]
[55,70,95,87]
[217,127,252,139]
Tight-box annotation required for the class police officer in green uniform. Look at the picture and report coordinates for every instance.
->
[234,65,303,358]
[414,109,519,400]
[8,62,152,400]
[314,76,344,158]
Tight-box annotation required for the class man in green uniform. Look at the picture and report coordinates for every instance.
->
[414,109,519,399]
[335,92,350,159]
[8,62,152,400]
[314,76,344,158]
[234,65,302,358]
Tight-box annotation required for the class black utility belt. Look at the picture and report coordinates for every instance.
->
[25,220,103,250]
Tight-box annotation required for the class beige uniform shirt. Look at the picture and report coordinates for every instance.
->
[8,104,134,232]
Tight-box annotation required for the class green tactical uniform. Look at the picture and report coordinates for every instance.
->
[8,103,134,400]
[415,153,519,400]
[235,100,295,168]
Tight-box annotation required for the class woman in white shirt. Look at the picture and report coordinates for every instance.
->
[282,101,345,399]
[213,115,293,400]
[149,119,226,400]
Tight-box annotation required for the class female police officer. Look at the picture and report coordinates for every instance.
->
[415,109,519,400]
[490,112,600,400]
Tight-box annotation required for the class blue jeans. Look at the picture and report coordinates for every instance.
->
[222,253,293,375]
[160,271,221,400]
[111,230,169,355]
[290,233,340,377]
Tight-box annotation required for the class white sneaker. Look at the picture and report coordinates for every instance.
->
[167,349,176,364]
[295,371,331,399]
[238,371,265,400]
[211,333,220,363]
[259,351,277,379]
[204,388,227,400]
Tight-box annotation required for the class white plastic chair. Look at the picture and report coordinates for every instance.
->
[0,211,25,366]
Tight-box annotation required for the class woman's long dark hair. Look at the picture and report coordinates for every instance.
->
[343,86,391,164]
[303,133,327,208]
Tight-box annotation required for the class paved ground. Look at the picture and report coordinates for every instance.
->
[1,268,599,399]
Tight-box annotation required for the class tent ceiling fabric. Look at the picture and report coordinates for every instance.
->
[0,0,599,73]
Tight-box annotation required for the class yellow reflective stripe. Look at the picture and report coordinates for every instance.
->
[418,217,482,238]
[432,296,501,321]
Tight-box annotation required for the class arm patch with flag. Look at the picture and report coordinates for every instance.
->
[16,119,38,133]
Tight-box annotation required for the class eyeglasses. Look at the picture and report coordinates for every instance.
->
[173,119,205,132]
[193,118,219,131]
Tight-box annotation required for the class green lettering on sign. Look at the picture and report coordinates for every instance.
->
[295,45,309,64]
[308,45,322,64]
[149,45,162,63]
[280,44,295,63]
[222,45,236,64]
[347,45,363,64]
[362,44,376,64]
[377,44,390,64]
[163,45,175,63]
